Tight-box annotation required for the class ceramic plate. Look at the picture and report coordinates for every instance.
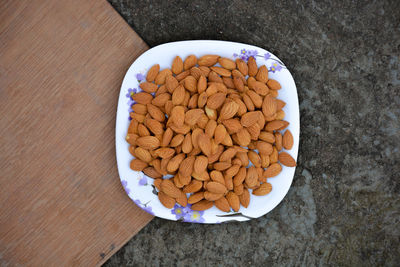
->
[116,40,299,223]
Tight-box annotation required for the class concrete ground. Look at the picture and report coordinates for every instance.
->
[105,0,400,266]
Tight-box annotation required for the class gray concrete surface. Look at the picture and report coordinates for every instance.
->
[106,0,400,265]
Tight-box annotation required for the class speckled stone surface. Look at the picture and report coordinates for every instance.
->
[105,0,400,265]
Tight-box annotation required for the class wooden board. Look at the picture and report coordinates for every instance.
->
[0,0,153,266]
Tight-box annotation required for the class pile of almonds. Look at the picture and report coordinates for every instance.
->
[126,54,296,212]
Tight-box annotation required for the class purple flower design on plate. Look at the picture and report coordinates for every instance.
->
[136,73,145,82]
[171,204,188,220]
[126,88,137,99]
[142,205,155,216]
[264,53,271,60]
[138,176,148,186]
[234,49,258,61]
[184,210,205,223]
[121,180,130,195]
[269,62,283,73]
[133,199,155,215]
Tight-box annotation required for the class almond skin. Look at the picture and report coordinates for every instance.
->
[158,191,176,208]
[275,132,283,151]
[215,197,231,212]
[146,64,160,82]
[264,163,282,177]
[226,191,240,212]
[252,182,273,196]
[130,159,148,171]
[210,66,231,77]
[155,69,172,85]
[239,188,250,208]
[219,101,239,121]
[278,152,297,167]
[262,95,277,117]
[218,57,236,70]
[267,79,282,90]
[183,180,203,193]
[245,166,258,188]
[233,166,247,186]
[175,190,188,207]
[282,130,294,150]
[191,200,213,211]
[184,55,197,70]
[132,92,153,105]
[194,155,208,174]
[188,191,204,204]
[241,111,260,127]
[136,136,160,150]
[172,56,183,75]
[198,133,211,156]
[247,56,258,77]
[139,82,158,93]
[210,170,225,185]
[204,191,224,201]
[255,65,268,83]
[179,155,196,178]
[207,92,226,109]
[236,59,248,76]
[172,85,185,105]
[214,124,227,144]
[167,153,185,173]
[160,179,181,198]
[198,55,219,66]
[265,120,287,132]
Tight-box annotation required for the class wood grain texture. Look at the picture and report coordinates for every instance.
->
[0,0,152,266]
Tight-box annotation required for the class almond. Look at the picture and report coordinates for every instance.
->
[210,170,225,185]
[167,153,185,173]
[139,82,158,93]
[184,75,197,92]
[236,152,249,166]
[215,196,231,212]
[213,161,232,171]
[170,134,184,147]
[236,58,248,76]
[249,80,269,96]
[240,111,260,127]
[257,141,273,155]
[191,128,203,149]
[247,123,261,140]
[239,188,250,208]
[226,191,240,212]
[221,133,233,146]
[262,95,276,117]
[194,155,208,174]
[219,147,237,162]
[151,93,170,107]
[126,133,139,145]
[160,179,181,198]
[197,114,208,129]
[158,191,176,209]
[146,64,160,82]
[235,128,251,146]
[198,133,211,156]
[170,106,185,127]
[265,120,287,132]
[155,147,175,159]
[241,94,254,112]
[179,155,195,178]
[269,146,278,164]
[206,92,226,109]
[210,66,231,77]
[275,132,282,151]
[218,57,236,70]
[132,92,153,105]
[130,159,148,171]
[191,200,213,211]
[199,66,211,77]
[184,55,197,70]
[214,124,227,144]
[172,56,183,75]
[198,55,219,66]
[176,70,190,81]
[181,133,192,154]
[225,164,241,178]
[155,69,172,85]
[275,110,285,120]
[259,131,275,143]
[145,118,163,135]
[246,90,263,108]
[278,152,296,167]
[224,175,234,191]
[264,163,282,177]
[219,101,239,121]
[233,76,245,92]
[204,191,224,201]
[205,119,217,138]
[245,166,258,187]
[131,104,147,115]
[255,65,268,83]
[252,182,272,196]
[208,71,223,83]
[166,75,179,92]
[247,56,258,77]
[183,179,203,193]
[197,92,208,108]
[282,130,294,150]
[192,171,210,181]
[267,79,281,90]
[184,109,204,126]
[134,147,152,163]
[248,151,261,168]
[136,136,160,150]
[176,190,188,207]
[171,85,185,105]
[233,166,247,186]
[173,175,184,188]
[190,67,202,80]
[223,77,235,88]
[205,106,217,120]
[188,191,204,204]
[197,75,207,93]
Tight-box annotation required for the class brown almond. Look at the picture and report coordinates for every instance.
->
[172,56,183,75]
[158,191,176,209]
[253,182,272,196]
[219,147,237,162]
[197,114,208,129]
[183,180,203,193]
[257,141,273,155]
[126,133,139,146]
[262,95,277,117]
[249,80,269,96]
[145,118,163,135]
[239,188,250,208]
[283,130,294,150]
[130,159,148,171]
[214,124,227,144]
[179,156,195,178]
[205,119,217,138]
[181,133,192,154]
[233,76,245,92]
[208,71,223,83]
[224,175,234,191]
[264,163,282,177]
[221,133,233,146]
[197,75,207,93]
[218,57,236,70]
[204,191,224,201]
[206,92,226,109]
[267,79,281,90]
[199,66,211,77]
[265,120,286,132]
[247,123,261,141]
[184,55,197,70]
[276,99,286,110]
[210,66,231,77]
[235,128,251,146]
[146,64,160,82]
[192,200,213,211]
[176,190,188,207]
[210,170,225,185]
[155,69,172,85]
[242,94,255,111]
[188,191,204,204]
[139,82,158,93]
[269,146,278,164]
[247,56,258,77]
[219,101,239,121]
[236,152,249,166]
[132,92,153,105]
[233,166,247,186]
[135,147,152,163]
[248,151,261,168]
[225,164,241,178]
[176,70,190,81]
[255,65,268,83]
[147,104,165,122]
[198,55,219,66]
[246,90,263,108]
[215,197,231,212]
[240,111,260,127]
[194,155,208,174]
[275,132,283,151]
[236,58,248,76]
[191,128,203,149]
[155,147,175,159]
[160,179,181,198]
[170,106,185,127]
[171,85,185,105]
[185,109,204,126]
[275,110,285,120]
[192,171,210,181]
[223,77,235,88]
[132,104,147,115]
[197,92,208,108]
[167,153,185,173]
[136,136,160,150]
[226,191,240,212]
[198,133,212,156]
[234,184,244,195]
[151,93,170,107]
[214,161,232,171]
[259,131,275,143]
[245,166,258,188]
[184,75,197,92]
[166,75,179,92]
[169,134,184,147]
[278,152,296,167]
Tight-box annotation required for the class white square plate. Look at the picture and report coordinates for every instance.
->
[116,40,299,223]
